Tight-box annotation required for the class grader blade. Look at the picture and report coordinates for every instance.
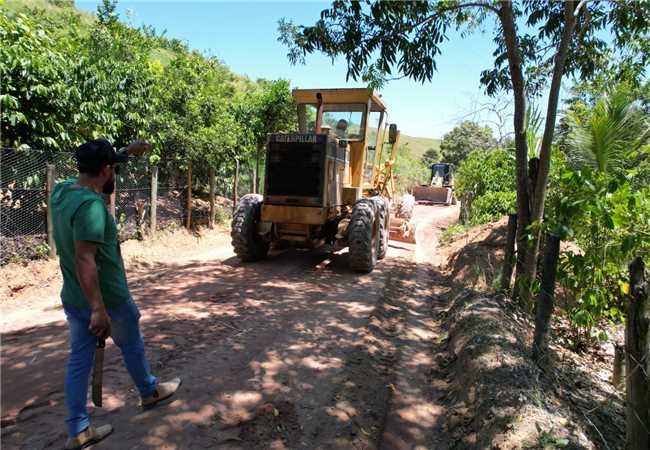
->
[389,216,416,244]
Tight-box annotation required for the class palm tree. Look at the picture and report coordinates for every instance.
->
[565,88,650,174]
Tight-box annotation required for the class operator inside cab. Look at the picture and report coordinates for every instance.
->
[335,119,348,139]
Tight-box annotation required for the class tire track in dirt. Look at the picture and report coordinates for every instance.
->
[377,204,460,449]
[294,258,413,449]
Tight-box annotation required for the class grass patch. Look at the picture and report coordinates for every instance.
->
[439,223,469,244]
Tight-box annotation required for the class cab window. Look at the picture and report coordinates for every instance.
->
[297,103,367,140]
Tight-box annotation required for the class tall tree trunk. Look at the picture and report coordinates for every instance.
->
[500,213,518,293]
[498,2,530,303]
[519,1,577,307]
[532,233,561,366]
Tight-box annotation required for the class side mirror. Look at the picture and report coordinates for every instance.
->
[388,124,398,144]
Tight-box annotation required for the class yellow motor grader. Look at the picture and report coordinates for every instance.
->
[231,88,414,272]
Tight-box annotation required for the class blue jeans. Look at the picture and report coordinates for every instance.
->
[63,298,157,437]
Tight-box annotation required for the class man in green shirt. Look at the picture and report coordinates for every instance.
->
[52,139,181,450]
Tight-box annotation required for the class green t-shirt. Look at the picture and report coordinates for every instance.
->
[51,178,130,308]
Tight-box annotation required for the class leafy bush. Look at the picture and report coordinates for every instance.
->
[551,169,650,349]
[469,191,516,226]
[548,87,650,349]
[455,148,516,224]
[455,148,515,201]
[0,12,78,149]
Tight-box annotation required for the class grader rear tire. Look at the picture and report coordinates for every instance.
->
[371,196,389,260]
[231,194,269,262]
[348,198,379,273]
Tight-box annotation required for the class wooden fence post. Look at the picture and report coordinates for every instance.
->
[612,343,625,389]
[186,161,193,230]
[500,213,518,293]
[46,164,57,258]
[209,167,215,228]
[150,166,158,237]
[250,163,255,194]
[254,145,261,194]
[625,257,649,450]
[109,176,116,218]
[532,232,561,365]
[232,158,239,213]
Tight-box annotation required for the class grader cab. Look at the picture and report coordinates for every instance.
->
[230,88,413,272]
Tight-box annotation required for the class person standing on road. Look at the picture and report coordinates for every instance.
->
[51,139,181,450]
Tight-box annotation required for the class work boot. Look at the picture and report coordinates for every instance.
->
[141,377,182,410]
[64,424,113,450]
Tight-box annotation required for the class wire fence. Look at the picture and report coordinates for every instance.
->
[0,149,50,263]
[1,148,255,265]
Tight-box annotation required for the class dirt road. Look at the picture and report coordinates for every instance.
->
[1,205,458,450]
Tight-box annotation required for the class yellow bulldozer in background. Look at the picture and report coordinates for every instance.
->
[413,162,456,206]
[231,88,415,273]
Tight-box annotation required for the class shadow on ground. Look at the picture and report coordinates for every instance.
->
[1,244,447,450]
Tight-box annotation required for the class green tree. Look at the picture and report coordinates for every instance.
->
[0,11,77,149]
[74,2,158,147]
[439,121,496,166]
[1,0,298,212]
[279,0,650,305]
[565,88,649,175]
[246,79,296,192]
[421,147,442,167]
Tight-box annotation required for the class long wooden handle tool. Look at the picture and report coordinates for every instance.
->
[92,337,106,407]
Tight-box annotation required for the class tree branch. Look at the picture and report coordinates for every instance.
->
[574,0,589,17]
[410,1,499,32]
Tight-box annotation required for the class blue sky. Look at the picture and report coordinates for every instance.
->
[77,1,518,139]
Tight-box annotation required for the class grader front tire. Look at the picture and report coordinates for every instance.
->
[231,194,270,262]
[348,199,379,273]
[371,196,389,260]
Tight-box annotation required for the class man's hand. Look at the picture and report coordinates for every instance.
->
[89,308,112,338]
[75,240,111,336]
[124,140,152,156]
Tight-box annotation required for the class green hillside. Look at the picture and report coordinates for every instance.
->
[4,0,93,22]
[400,134,441,159]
